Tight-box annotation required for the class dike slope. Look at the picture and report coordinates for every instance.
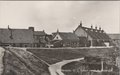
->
[0,47,5,75]
[27,47,116,65]
[2,47,50,75]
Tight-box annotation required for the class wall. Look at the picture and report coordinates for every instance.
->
[75,27,87,37]
[53,34,62,40]
[74,27,92,41]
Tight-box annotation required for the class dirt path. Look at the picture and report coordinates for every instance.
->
[49,58,84,75]
[0,47,5,75]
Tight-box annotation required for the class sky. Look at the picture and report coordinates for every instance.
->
[0,1,120,34]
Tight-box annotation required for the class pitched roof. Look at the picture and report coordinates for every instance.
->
[34,31,46,36]
[0,28,34,43]
[108,34,120,40]
[56,32,79,41]
[45,35,53,41]
[75,25,110,40]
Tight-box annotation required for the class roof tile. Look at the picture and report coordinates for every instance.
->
[82,27,110,40]
[0,29,34,43]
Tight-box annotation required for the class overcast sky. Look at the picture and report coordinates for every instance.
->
[0,1,120,34]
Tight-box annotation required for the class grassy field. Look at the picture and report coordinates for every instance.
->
[27,47,119,75]
[1,47,118,75]
[27,47,116,65]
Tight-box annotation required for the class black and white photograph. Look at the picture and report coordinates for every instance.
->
[0,1,120,75]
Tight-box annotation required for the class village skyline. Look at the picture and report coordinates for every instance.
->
[0,1,120,34]
[0,23,117,35]
[0,1,120,75]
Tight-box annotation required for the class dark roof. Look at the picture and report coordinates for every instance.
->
[52,33,56,37]
[0,28,34,43]
[45,35,53,41]
[34,31,46,36]
[108,34,120,40]
[76,26,110,40]
[55,32,79,41]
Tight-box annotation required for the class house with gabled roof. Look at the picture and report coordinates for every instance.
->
[108,34,120,40]
[108,34,120,47]
[52,30,80,47]
[27,27,48,47]
[0,26,49,47]
[32,30,47,47]
[74,22,111,47]
[0,27,34,47]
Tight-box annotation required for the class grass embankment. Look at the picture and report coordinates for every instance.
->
[2,47,50,75]
[27,47,115,65]
[1,47,118,75]
[27,47,118,75]
[0,47,5,75]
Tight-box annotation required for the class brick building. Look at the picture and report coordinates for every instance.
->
[0,26,48,47]
[0,27,34,47]
[74,22,111,47]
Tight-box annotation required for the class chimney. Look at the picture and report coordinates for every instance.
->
[79,21,82,27]
[99,27,101,30]
[101,30,104,33]
[95,26,97,30]
[8,25,11,30]
[90,25,93,31]
[43,30,45,32]
[29,27,34,31]
[57,29,59,33]
[91,25,93,29]
[8,25,10,29]
[43,30,46,34]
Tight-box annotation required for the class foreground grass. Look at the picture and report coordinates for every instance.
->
[27,47,116,64]
[2,47,50,75]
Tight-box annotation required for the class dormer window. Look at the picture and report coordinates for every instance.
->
[56,36,58,39]
[91,29,93,31]
[85,29,88,31]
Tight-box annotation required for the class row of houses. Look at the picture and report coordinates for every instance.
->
[0,26,50,47]
[51,23,112,47]
[0,23,117,47]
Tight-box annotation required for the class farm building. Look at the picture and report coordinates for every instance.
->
[74,22,111,47]
[31,27,47,47]
[0,26,49,47]
[0,27,34,47]
[108,34,120,73]
[52,30,80,47]
[108,34,120,47]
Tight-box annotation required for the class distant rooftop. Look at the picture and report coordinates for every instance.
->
[34,31,46,36]
[74,22,111,40]
[0,28,34,43]
[56,32,79,41]
[108,34,120,40]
